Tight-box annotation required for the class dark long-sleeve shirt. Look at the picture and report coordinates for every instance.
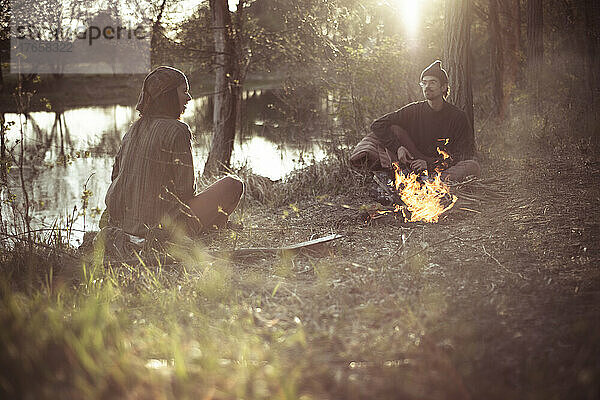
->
[370,100,475,164]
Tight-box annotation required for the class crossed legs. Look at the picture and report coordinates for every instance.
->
[187,176,244,230]
[389,125,481,181]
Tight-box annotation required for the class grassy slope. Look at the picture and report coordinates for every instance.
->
[1,120,599,399]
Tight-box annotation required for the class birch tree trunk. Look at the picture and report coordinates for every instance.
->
[444,0,474,128]
[204,0,237,176]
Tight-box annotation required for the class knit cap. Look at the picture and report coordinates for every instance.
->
[136,66,188,114]
[420,60,449,84]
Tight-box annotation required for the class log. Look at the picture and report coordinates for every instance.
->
[372,172,404,206]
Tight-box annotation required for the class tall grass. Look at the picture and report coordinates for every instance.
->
[0,234,313,399]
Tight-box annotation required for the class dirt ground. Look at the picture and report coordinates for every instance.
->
[199,146,600,399]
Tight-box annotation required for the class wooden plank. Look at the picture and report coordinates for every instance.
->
[208,234,344,259]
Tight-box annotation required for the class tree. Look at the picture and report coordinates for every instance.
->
[203,0,241,176]
[444,0,474,128]
[488,0,505,120]
[500,0,521,115]
[150,0,168,66]
[582,0,600,103]
[0,0,9,92]
[526,0,543,110]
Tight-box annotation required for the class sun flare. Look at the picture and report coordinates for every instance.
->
[394,0,421,37]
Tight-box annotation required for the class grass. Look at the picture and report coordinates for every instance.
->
[0,197,498,399]
[227,150,371,208]
[0,235,315,399]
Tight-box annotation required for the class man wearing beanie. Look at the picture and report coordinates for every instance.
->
[350,60,480,181]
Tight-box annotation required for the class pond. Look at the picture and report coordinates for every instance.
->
[2,89,332,244]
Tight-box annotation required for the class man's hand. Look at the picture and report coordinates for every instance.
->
[397,146,413,166]
[410,159,427,173]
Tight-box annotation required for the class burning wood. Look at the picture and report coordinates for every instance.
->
[393,163,457,222]
[369,162,457,223]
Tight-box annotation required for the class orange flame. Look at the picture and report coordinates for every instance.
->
[392,162,457,223]
[437,147,451,160]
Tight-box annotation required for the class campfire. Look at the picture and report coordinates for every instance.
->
[392,162,457,223]
[370,161,457,224]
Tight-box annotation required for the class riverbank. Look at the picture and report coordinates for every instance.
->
[0,70,284,113]
[1,125,599,398]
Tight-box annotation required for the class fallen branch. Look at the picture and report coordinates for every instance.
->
[458,207,481,214]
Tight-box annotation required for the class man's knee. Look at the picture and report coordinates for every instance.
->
[223,175,244,200]
[442,159,481,182]
[461,159,481,177]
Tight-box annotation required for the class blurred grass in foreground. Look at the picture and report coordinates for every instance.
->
[0,236,312,399]
[0,224,466,400]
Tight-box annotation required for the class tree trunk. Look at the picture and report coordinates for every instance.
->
[489,0,505,120]
[583,0,600,103]
[232,0,248,141]
[526,0,543,111]
[151,0,168,67]
[501,0,521,114]
[0,51,4,93]
[513,0,522,64]
[0,113,6,183]
[444,0,474,128]
[204,0,237,176]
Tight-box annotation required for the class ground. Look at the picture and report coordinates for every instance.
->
[199,144,600,399]
[2,133,599,399]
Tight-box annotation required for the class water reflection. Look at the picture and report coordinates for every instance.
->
[2,89,327,241]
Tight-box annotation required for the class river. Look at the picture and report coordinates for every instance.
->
[2,89,330,244]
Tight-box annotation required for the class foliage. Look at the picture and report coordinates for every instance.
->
[324,38,415,139]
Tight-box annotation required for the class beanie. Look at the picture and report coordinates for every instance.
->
[420,60,448,84]
[136,66,189,114]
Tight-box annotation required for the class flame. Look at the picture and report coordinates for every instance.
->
[392,162,457,223]
[437,147,451,160]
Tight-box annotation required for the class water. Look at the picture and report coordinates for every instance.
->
[2,90,328,244]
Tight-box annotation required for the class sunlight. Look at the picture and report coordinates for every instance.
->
[228,0,238,12]
[169,0,238,24]
[393,0,421,37]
